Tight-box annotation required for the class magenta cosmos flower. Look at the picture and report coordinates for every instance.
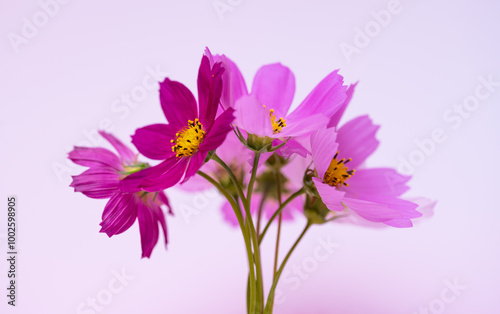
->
[69,131,170,258]
[310,122,422,227]
[120,53,235,192]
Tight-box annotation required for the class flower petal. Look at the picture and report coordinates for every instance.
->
[345,168,411,198]
[287,70,347,122]
[68,147,122,170]
[234,95,273,137]
[159,78,198,129]
[70,167,119,199]
[213,54,248,110]
[137,198,167,258]
[120,157,188,192]
[98,130,136,164]
[313,178,345,211]
[100,193,138,236]
[342,196,420,227]
[199,107,235,152]
[279,113,330,138]
[252,63,295,116]
[197,55,224,128]
[273,138,309,158]
[131,124,177,160]
[182,151,208,183]
[336,115,380,169]
[328,82,358,128]
[310,128,339,179]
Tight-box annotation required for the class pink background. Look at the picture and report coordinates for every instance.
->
[1,0,500,313]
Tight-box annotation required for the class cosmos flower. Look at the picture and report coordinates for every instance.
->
[120,52,235,193]
[208,54,347,157]
[69,131,170,258]
[310,121,422,227]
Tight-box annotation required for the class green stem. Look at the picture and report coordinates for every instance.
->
[270,169,283,313]
[259,187,305,244]
[210,153,264,313]
[197,170,257,313]
[264,222,312,314]
[244,152,264,312]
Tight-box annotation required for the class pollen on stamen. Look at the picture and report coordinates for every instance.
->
[263,105,287,134]
[171,118,205,158]
[323,151,355,188]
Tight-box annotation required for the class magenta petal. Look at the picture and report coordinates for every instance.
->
[159,78,198,128]
[252,63,295,115]
[336,115,380,169]
[98,130,136,164]
[328,82,358,128]
[197,55,224,127]
[182,151,208,183]
[234,95,273,137]
[137,200,163,258]
[287,70,347,122]
[70,167,119,199]
[214,54,248,109]
[346,168,411,198]
[120,157,188,192]
[100,193,138,236]
[68,147,122,170]
[313,178,345,211]
[310,128,339,179]
[132,124,177,160]
[199,108,235,152]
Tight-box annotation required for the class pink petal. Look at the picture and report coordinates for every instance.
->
[345,168,411,198]
[287,70,347,123]
[280,113,330,138]
[274,138,309,158]
[310,128,339,179]
[336,115,380,169]
[328,82,358,128]
[131,124,177,160]
[234,95,273,137]
[252,63,295,116]
[313,178,345,211]
[213,54,248,110]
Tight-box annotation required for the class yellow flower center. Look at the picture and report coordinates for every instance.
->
[171,118,205,157]
[263,105,286,134]
[323,151,355,187]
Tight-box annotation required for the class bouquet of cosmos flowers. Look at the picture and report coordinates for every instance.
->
[68,48,432,313]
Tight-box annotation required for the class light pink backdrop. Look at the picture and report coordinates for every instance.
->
[1,0,500,313]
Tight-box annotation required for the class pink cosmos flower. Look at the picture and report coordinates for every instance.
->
[69,131,170,258]
[209,54,347,157]
[310,123,422,227]
[120,52,235,193]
